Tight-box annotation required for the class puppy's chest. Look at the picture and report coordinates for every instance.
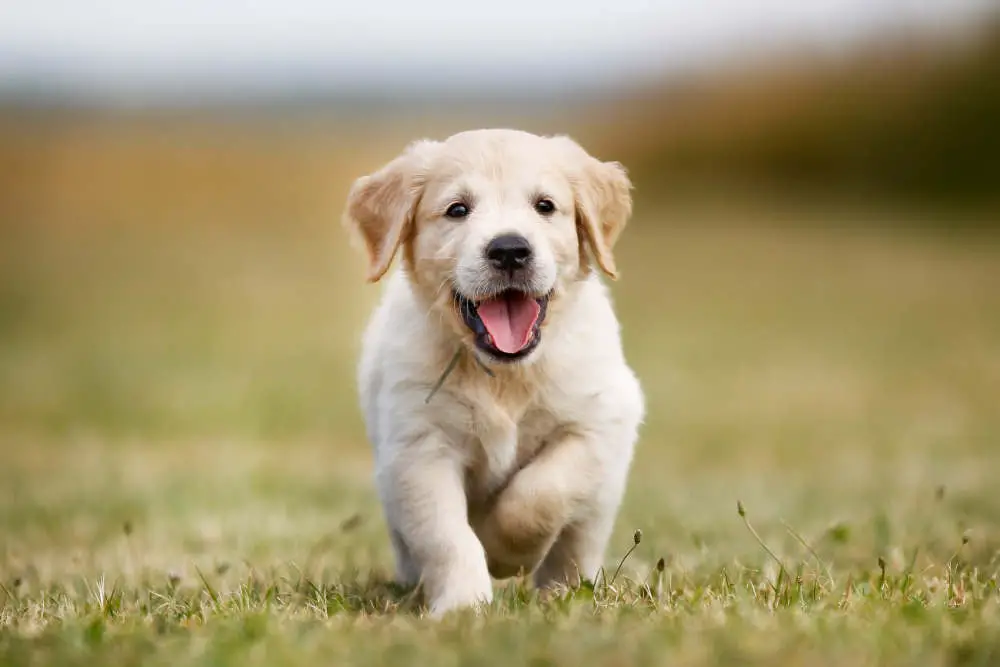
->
[464,404,558,500]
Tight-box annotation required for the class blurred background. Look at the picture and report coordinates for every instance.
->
[2,1,999,582]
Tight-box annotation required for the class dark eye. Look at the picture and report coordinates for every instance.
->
[534,198,556,215]
[445,202,470,219]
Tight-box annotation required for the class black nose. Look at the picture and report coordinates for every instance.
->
[485,234,533,271]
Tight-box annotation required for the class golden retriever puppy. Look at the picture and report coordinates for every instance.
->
[343,129,644,616]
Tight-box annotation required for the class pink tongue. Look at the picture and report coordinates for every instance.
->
[476,293,541,354]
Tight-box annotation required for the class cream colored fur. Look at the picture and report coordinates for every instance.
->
[342,129,644,617]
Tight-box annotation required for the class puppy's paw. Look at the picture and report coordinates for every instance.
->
[474,480,567,576]
[487,555,531,580]
[426,574,493,618]
[424,537,494,618]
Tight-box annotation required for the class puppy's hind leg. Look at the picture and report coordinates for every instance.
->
[533,509,617,591]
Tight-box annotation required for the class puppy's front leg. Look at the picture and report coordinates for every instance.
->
[379,438,492,617]
[474,433,600,579]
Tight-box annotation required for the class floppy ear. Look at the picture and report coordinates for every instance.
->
[342,141,434,283]
[573,156,633,280]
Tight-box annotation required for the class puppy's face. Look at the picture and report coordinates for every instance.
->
[344,129,632,365]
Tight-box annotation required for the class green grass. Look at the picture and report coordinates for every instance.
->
[2,202,1000,666]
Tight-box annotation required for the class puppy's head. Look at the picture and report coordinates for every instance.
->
[343,129,632,364]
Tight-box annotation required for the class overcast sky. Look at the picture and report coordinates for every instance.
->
[0,0,992,100]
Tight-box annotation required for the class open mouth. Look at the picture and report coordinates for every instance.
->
[454,289,550,362]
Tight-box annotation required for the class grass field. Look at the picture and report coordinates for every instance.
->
[2,188,1000,665]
